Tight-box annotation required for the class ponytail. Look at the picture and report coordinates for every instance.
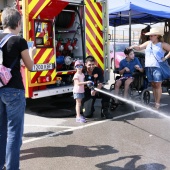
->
[158,35,164,42]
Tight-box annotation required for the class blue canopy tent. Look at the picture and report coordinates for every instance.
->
[108,0,170,45]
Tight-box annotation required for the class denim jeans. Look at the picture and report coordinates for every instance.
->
[0,88,26,170]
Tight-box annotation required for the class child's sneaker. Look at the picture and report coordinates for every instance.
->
[76,116,86,123]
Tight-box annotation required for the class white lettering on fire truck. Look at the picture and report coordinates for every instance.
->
[32,63,55,72]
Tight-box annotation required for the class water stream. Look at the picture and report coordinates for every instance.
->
[94,88,170,119]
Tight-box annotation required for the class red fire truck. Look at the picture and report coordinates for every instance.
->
[0,0,110,98]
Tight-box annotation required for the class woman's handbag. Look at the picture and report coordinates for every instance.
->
[0,34,16,87]
[151,44,170,80]
[158,61,170,80]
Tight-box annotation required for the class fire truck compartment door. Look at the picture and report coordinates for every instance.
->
[29,0,69,19]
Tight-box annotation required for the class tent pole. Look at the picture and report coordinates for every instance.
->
[112,30,113,42]
[129,9,131,46]
[114,19,116,78]
[114,25,116,67]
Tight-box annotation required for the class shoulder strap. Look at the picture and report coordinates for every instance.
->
[150,43,159,62]
[151,43,168,69]
[0,33,17,69]
[0,34,15,48]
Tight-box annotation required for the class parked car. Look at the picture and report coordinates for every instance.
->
[109,42,144,69]
[109,42,129,69]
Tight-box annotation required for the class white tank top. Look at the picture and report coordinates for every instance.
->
[145,41,165,67]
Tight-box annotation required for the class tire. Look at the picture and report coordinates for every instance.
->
[109,98,118,111]
[141,89,150,105]
[128,83,134,98]
[110,84,115,91]
[128,83,137,111]
[109,84,119,111]
[132,104,137,111]
[167,88,170,95]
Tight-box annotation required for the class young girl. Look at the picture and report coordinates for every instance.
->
[73,60,92,123]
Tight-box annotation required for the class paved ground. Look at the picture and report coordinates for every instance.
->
[20,88,170,170]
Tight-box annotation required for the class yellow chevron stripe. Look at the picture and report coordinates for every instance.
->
[30,49,40,77]
[36,32,40,37]
[51,69,56,81]
[31,49,53,78]
[40,55,55,76]
[29,22,31,41]
[40,70,48,76]
[29,81,56,87]
[62,72,67,75]
[89,0,102,20]
[85,14,102,42]
[86,27,103,56]
[86,41,104,70]
[33,0,50,19]
[28,1,38,13]
[29,22,31,32]
[38,49,52,63]
[28,0,50,19]
[86,1,102,30]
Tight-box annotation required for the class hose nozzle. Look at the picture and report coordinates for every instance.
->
[87,82,94,90]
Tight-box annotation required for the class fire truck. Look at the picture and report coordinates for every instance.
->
[0,0,110,99]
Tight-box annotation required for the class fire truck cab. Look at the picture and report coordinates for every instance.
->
[0,0,110,99]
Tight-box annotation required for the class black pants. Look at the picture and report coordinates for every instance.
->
[82,87,110,117]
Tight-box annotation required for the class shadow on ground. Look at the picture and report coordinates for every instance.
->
[25,95,76,118]
[95,155,166,170]
[20,145,118,160]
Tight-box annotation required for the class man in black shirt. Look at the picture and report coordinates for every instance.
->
[82,56,113,119]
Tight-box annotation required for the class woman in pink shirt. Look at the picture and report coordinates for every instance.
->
[73,60,92,123]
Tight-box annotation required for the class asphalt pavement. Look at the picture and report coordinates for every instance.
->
[20,87,170,170]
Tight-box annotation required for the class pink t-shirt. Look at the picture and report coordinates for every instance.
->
[73,73,85,93]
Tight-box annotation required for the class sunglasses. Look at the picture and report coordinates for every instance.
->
[75,65,83,68]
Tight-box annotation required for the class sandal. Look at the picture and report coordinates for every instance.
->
[154,103,160,110]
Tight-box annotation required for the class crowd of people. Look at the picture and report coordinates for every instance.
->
[129,28,170,109]
[73,27,170,122]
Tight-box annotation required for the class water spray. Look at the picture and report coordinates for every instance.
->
[87,83,170,119]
